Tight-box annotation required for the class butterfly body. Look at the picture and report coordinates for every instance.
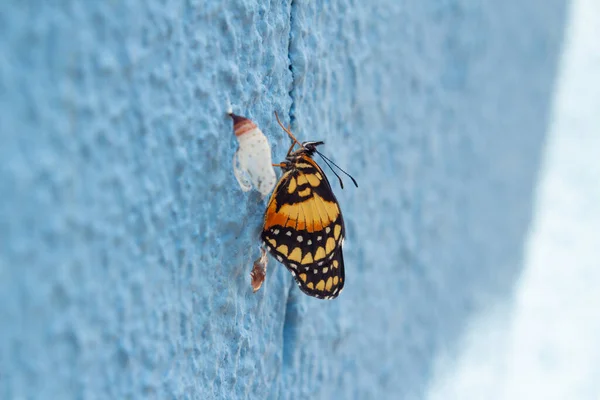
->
[261,141,346,299]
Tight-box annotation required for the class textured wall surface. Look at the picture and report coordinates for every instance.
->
[0,1,567,399]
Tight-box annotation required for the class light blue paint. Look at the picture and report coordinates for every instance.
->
[0,0,568,398]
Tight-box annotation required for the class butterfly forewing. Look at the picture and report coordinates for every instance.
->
[261,154,346,299]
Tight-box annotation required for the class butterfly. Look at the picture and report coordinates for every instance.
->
[261,112,357,299]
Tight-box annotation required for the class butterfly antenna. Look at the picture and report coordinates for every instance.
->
[316,150,358,188]
[316,154,346,189]
[274,111,302,147]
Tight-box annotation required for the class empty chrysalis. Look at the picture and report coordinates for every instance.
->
[229,113,276,198]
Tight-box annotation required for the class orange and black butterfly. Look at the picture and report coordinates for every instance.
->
[261,112,357,299]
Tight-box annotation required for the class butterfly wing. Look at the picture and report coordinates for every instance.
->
[261,155,346,299]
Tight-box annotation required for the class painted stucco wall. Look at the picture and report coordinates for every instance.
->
[0,1,567,399]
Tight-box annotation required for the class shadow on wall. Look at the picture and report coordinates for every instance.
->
[0,1,570,399]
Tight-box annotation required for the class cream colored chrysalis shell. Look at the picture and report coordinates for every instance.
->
[229,113,276,198]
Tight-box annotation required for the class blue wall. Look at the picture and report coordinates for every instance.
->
[0,1,567,398]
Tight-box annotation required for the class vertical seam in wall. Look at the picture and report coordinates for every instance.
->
[286,0,297,128]
[277,1,298,395]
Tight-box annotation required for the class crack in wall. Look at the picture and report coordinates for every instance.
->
[282,293,297,367]
[278,0,298,395]
[286,0,297,129]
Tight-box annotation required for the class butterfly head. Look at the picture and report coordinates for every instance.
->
[301,141,325,155]
[286,140,324,160]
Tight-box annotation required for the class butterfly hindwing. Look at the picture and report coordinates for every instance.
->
[294,246,345,298]
[261,155,346,299]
